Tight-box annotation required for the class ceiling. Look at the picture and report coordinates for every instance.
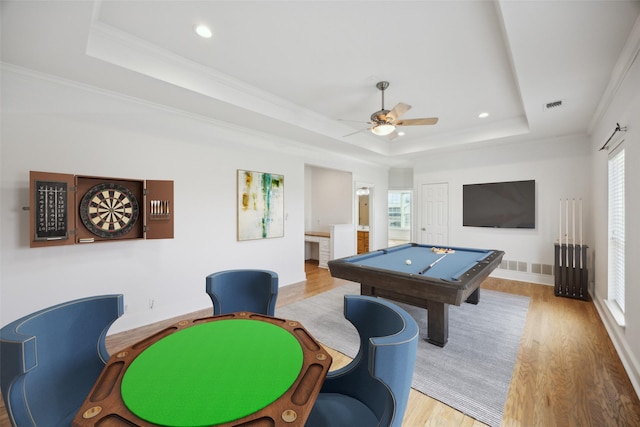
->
[2,1,640,167]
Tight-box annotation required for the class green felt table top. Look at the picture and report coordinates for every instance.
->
[120,319,304,427]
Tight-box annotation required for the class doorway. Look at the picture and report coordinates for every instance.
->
[388,190,412,246]
[356,183,373,253]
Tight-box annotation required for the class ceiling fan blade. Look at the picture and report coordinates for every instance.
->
[386,103,412,122]
[387,130,399,140]
[337,118,371,125]
[396,117,439,126]
[342,128,371,137]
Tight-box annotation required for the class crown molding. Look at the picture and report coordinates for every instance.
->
[588,14,640,134]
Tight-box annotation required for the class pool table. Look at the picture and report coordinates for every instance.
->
[72,311,332,426]
[328,243,504,347]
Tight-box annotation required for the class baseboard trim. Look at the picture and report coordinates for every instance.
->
[593,295,640,399]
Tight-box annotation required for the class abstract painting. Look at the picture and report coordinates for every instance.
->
[237,169,284,240]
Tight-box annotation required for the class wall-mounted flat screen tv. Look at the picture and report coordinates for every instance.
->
[463,180,535,229]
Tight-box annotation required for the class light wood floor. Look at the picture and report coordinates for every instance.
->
[2,262,639,426]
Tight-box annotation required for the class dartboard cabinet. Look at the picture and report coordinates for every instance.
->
[29,171,173,248]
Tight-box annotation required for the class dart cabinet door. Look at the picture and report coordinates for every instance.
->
[145,180,174,239]
[29,171,174,248]
[29,171,76,248]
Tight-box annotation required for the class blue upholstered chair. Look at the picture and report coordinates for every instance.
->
[0,294,124,427]
[205,269,278,316]
[305,295,419,427]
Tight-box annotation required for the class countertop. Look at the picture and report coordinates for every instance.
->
[305,231,330,238]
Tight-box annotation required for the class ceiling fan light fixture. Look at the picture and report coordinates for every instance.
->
[342,81,438,139]
[371,123,395,136]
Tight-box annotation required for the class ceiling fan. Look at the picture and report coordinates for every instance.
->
[343,81,438,140]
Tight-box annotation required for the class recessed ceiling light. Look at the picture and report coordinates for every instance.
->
[478,112,489,118]
[194,24,212,39]
[397,131,405,136]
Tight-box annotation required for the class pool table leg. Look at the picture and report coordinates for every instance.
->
[465,287,480,304]
[426,301,448,347]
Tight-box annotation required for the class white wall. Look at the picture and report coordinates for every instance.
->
[0,67,388,334]
[389,167,413,189]
[413,134,592,285]
[306,166,352,232]
[305,166,389,252]
[588,29,640,394]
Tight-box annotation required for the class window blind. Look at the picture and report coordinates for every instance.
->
[608,146,625,313]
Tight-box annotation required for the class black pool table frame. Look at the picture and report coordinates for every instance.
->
[328,244,504,347]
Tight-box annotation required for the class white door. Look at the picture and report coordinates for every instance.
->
[420,183,449,245]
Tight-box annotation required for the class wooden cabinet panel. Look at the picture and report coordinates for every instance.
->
[318,238,330,268]
[145,180,174,239]
[29,171,75,248]
[357,230,369,254]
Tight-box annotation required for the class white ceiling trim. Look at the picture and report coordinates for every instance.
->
[85,20,394,158]
[3,61,390,168]
[389,116,530,157]
[589,14,640,134]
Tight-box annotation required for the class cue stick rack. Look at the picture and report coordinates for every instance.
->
[28,171,174,248]
[555,197,588,300]
[554,243,589,301]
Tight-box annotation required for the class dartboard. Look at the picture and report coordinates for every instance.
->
[80,183,140,238]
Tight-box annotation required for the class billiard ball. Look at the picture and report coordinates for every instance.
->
[405,259,412,265]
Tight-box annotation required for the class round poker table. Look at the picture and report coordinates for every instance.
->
[72,312,332,427]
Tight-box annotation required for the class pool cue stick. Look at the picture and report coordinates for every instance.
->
[559,199,562,257]
[579,198,583,269]
[573,197,580,295]
[571,224,575,292]
[565,198,570,294]
[572,198,576,268]
[419,254,447,275]
[565,199,569,266]
[556,199,562,295]
[579,198,587,298]
[567,199,576,295]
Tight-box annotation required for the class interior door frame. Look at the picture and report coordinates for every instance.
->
[355,181,374,251]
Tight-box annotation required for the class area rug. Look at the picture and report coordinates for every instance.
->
[277,283,530,427]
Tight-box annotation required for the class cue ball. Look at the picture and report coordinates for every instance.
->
[406,259,412,265]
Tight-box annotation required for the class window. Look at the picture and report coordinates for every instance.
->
[388,191,411,229]
[607,144,625,325]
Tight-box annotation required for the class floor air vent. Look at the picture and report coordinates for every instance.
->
[499,259,528,272]
[499,260,553,275]
[531,263,554,275]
